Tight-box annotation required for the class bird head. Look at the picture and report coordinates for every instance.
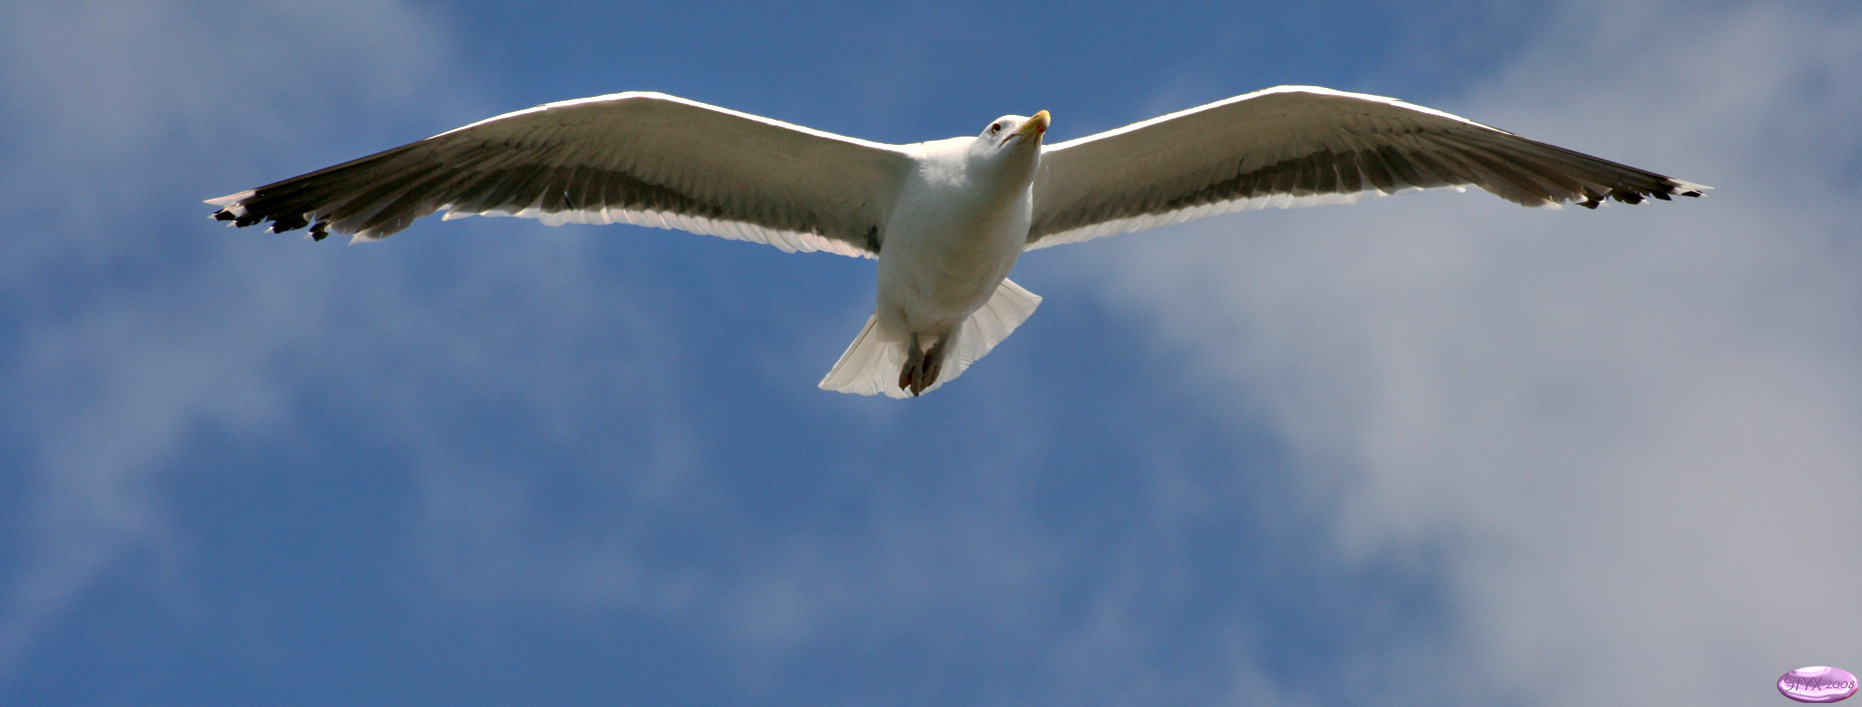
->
[967,110,1049,182]
[980,110,1050,150]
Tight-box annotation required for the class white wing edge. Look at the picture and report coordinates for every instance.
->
[1042,85,1484,153]
[431,203,875,258]
[1025,184,1462,251]
[205,190,251,212]
[210,188,874,257]
[434,91,909,154]
[211,187,876,257]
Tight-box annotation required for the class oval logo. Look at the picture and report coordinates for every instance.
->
[1779,666,1859,703]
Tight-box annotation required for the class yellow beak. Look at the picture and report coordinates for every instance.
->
[1017,110,1050,140]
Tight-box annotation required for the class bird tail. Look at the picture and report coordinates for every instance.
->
[818,278,1041,398]
[939,277,1042,386]
[817,314,909,397]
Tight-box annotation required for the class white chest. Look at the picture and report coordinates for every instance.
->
[876,153,1033,331]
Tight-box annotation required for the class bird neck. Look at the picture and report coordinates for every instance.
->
[963,142,1039,192]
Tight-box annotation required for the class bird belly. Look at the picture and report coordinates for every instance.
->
[876,186,1031,335]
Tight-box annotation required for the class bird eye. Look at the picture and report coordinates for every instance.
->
[989,123,1002,134]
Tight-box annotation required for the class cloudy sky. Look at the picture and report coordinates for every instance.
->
[3,0,1857,703]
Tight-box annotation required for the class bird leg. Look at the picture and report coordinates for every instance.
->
[897,335,948,397]
[897,338,922,393]
[917,340,944,396]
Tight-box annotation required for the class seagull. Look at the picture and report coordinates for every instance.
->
[208,85,1706,398]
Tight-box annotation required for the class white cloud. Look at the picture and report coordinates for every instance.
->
[0,0,477,682]
[1089,2,1862,704]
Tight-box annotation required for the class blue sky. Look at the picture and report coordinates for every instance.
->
[3,0,1859,704]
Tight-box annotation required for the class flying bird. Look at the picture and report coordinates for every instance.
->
[208,86,1706,398]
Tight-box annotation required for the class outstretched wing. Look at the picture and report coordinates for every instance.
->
[1027,86,1707,250]
[208,92,914,257]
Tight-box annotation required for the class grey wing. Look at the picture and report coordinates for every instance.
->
[208,92,914,257]
[1027,85,1708,250]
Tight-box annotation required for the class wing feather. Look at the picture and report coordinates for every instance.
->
[1027,86,1707,249]
[208,92,913,257]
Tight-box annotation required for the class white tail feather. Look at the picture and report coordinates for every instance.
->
[818,278,1042,398]
[941,278,1041,380]
[817,314,909,397]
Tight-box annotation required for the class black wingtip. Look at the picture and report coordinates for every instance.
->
[1667,178,1707,199]
[270,212,310,234]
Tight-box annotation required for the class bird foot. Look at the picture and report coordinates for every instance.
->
[897,337,946,397]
